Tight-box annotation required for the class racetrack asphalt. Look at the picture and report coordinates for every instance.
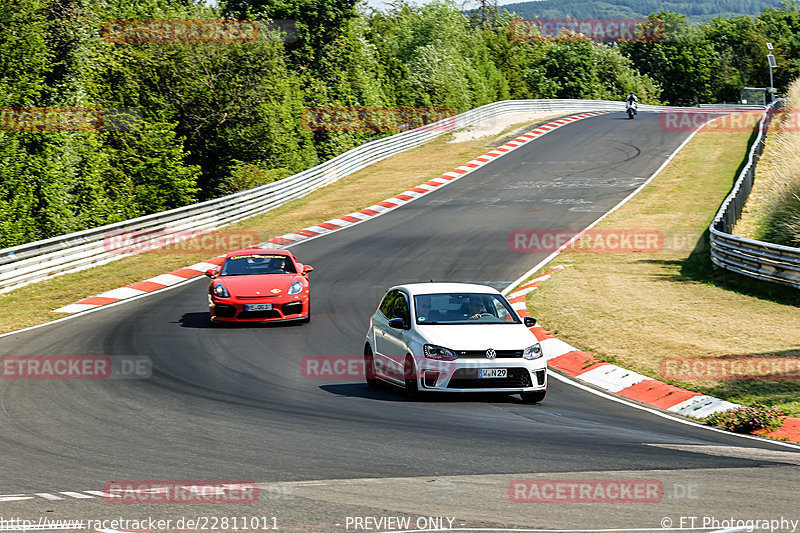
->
[0,111,798,532]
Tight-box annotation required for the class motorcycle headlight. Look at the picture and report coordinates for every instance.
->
[423,344,458,361]
[213,284,230,298]
[288,281,303,295]
[523,343,543,360]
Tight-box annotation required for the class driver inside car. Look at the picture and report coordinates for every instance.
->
[467,297,489,319]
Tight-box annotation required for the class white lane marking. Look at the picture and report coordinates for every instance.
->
[146,273,186,285]
[1,111,603,333]
[189,261,223,271]
[576,365,650,393]
[57,491,93,498]
[52,303,98,314]
[645,443,800,464]
[94,287,146,300]
[540,338,576,361]
[372,527,753,533]
[83,490,120,498]
[496,113,795,444]
[667,396,741,418]
[32,493,64,500]
[502,114,714,297]
[547,371,800,450]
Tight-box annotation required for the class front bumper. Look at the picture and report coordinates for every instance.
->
[415,359,547,393]
[209,295,308,322]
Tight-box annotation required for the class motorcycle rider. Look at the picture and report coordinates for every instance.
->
[625,92,638,114]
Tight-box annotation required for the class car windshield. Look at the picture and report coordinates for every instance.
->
[414,292,520,324]
[220,254,296,276]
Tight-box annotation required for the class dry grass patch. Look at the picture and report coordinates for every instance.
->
[735,78,800,245]
[527,113,800,414]
[0,114,566,335]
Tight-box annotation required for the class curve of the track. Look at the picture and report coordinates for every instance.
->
[1,112,798,529]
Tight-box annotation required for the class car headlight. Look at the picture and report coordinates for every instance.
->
[523,343,543,360]
[423,344,458,361]
[288,281,303,295]
[213,284,230,298]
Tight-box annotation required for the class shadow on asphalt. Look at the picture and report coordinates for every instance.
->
[177,311,308,328]
[320,383,526,404]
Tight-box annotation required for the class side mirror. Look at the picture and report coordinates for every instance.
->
[303,265,314,274]
[388,317,407,329]
[205,269,216,278]
[524,316,537,328]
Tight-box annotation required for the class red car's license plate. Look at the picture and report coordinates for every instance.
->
[245,303,272,311]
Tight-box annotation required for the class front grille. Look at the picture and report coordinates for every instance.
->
[238,295,279,299]
[238,310,282,319]
[281,301,303,315]
[214,304,237,318]
[456,350,523,359]
[447,368,532,389]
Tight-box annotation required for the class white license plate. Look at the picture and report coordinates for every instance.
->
[245,303,272,311]
[478,368,507,378]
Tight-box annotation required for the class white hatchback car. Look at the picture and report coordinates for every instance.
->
[364,282,547,402]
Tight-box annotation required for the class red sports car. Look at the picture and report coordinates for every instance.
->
[206,248,313,324]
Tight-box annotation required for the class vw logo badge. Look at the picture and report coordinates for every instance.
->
[486,349,497,359]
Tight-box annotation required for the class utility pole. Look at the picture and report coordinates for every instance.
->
[766,42,776,102]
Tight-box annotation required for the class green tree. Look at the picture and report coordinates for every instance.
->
[620,12,716,104]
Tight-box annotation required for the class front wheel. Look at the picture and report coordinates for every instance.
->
[364,345,380,387]
[521,390,546,403]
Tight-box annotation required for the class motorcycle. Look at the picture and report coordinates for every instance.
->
[626,101,638,119]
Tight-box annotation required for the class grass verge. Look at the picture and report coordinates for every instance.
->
[525,112,800,415]
[0,113,566,335]
[735,78,800,245]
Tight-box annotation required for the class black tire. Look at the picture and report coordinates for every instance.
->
[404,355,421,399]
[521,390,546,403]
[364,345,380,387]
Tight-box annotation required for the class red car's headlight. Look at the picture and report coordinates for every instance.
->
[212,284,230,298]
[288,281,304,295]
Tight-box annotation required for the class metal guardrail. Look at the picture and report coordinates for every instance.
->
[710,99,800,290]
[0,99,704,294]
